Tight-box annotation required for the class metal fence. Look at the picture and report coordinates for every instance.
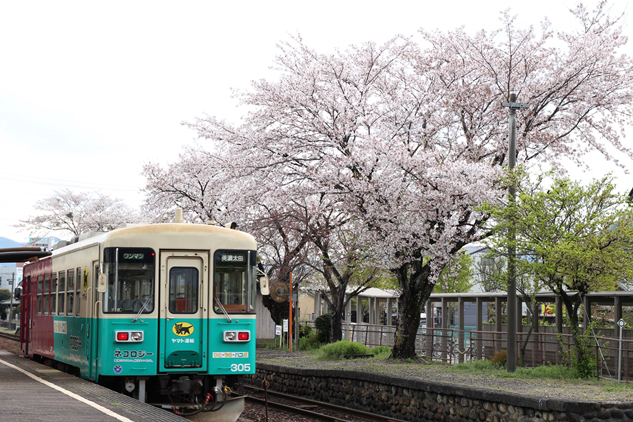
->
[335,322,632,382]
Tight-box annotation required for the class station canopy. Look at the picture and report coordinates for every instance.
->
[0,247,51,263]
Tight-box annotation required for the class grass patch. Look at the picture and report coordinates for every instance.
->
[449,360,630,385]
[450,360,581,379]
[370,346,392,360]
[314,342,393,361]
[320,340,370,359]
[602,383,632,393]
[257,339,283,350]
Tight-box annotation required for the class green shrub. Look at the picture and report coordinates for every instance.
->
[321,340,369,359]
[314,313,332,343]
[299,323,313,338]
[570,330,597,379]
[558,325,599,379]
[299,331,322,350]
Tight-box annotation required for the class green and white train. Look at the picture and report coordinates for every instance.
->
[20,222,268,417]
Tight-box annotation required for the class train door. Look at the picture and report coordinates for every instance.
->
[159,251,208,372]
[20,275,30,356]
[85,261,99,380]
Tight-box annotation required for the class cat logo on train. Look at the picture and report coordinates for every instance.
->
[172,322,194,336]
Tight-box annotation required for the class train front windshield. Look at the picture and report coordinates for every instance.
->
[103,247,155,314]
[214,250,256,314]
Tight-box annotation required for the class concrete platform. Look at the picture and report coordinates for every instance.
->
[0,351,189,422]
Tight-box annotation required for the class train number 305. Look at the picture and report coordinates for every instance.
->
[230,364,251,372]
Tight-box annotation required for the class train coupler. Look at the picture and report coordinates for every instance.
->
[171,376,203,395]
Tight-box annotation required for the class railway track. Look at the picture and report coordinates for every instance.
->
[0,331,19,342]
[243,384,406,422]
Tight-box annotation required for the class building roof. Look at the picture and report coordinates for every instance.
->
[349,287,398,299]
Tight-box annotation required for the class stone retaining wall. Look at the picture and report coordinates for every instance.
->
[246,363,633,422]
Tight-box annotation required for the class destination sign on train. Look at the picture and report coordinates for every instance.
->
[220,253,245,262]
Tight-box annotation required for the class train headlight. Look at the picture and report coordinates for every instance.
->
[115,330,144,342]
[131,331,144,342]
[223,330,250,342]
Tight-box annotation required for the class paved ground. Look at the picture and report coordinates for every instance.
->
[0,350,188,422]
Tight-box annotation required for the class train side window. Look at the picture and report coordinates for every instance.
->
[58,271,66,315]
[51,275,58,315]
[169,267,198,314]
[67,269,74,316]
[27,276,32,314]
[44,274,50,314]
[75,267,81,316]
[37,276,43,314]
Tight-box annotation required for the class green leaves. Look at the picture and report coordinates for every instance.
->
[487,169,633,296]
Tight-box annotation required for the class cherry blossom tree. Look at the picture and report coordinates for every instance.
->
[379,1,631,358]
[418,2,632,171]
[141,147,231,224]
[185,1,631,358]
[301,204,385,342]
[251,204,314,325]
[16,188,137,239]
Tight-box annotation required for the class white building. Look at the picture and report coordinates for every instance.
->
[0,264,22,295]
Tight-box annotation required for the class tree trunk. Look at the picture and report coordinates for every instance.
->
[330,307,344,342]
[390,264,433,359]
[519,325,534,367]
[567,307,583,349]
[328,288,346,342]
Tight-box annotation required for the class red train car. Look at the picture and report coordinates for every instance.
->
[20,257,55,361]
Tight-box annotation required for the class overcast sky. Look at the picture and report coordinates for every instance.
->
[0,0,631,243]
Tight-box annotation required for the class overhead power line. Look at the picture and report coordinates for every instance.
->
[0,172,140,192]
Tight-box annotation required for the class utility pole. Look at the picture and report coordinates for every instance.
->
[289,272,293,353]
[501,92,529,373]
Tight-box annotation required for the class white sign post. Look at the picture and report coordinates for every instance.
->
[282,319,289,349]
[617,319,626,382]
[275,325,282,348]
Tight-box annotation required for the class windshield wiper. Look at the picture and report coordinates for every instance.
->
[215,297,232,323]
[132,299,150,322]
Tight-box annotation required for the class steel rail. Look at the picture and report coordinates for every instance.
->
[244,385,406,422]
[0,331,19,342]
[246,395,352,422]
